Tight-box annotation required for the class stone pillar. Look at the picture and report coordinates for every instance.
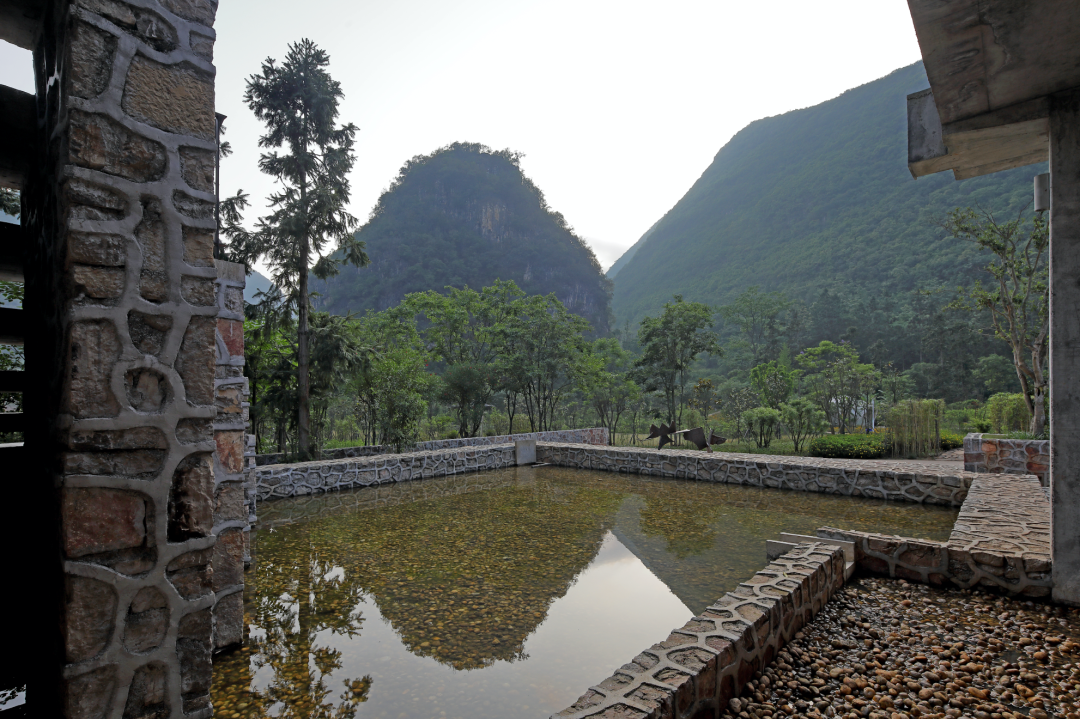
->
[1050,88,1080,605]
[212,259,246,651]
[30,0,224,715]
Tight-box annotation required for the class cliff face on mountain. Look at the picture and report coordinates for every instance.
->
[317,142,612,333]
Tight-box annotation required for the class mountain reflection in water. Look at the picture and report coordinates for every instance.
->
[212,465,958,718]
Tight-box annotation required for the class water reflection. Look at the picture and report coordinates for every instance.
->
[213,466,958,718]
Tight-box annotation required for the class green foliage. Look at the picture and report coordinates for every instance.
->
[742,407,781,448]
[780,398,827,453]
[808,433,890,459]
[404,281,522,436]
[316,142,612,333]
[498,293,594,431]
[940,431,964,450]
[749,360,796,409]
[797,340,879,433]
[888,399,943,458]
[634,295,720,425]
[583,338,641,444]
[231,39,368,458]
[719,287,791,365]
[0,189,19,217]
[612,61,1043,335]
[943,206,1048,434]
[984,392,1031,434]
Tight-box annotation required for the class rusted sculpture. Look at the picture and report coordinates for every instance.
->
[673,427,727,452]
[647,424,726,451]
[646,423,677,449]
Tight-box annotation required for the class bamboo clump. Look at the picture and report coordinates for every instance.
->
[888,399,943,458]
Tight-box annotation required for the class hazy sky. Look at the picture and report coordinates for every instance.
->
[0,1,922,270]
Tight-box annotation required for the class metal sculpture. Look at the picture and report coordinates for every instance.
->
[672,427,728,452]
[647,424,726,451]
[646,423,677,449]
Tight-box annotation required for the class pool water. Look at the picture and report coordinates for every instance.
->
[211,465,958,719]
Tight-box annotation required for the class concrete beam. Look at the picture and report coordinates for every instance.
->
[0,0,45,50]
[907,0,1080,126]
[1050,88,1080,605]
[0,84,35,189]
[908,88,1049,179]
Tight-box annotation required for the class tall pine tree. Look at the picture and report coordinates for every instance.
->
[233,39,369,459]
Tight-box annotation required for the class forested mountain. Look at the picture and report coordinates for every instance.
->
[611,61,1044,329]
[316,143,612,333]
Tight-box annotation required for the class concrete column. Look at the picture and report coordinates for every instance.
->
[1050,88,1080,605]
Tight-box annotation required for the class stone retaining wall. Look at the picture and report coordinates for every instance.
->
[252,427,608,466]
[554,543,846,719]
[536,444,973,506]
[253,445,518,501]
[964,432,1049,486]
[817,471,1052,597]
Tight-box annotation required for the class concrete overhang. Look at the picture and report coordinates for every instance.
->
[0,0,45,50]
[905,0,1080,179]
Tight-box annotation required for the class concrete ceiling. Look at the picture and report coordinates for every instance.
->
[0,0,44,50]
[906,0,1080,179]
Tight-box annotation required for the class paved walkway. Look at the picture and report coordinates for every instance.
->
[948,473,1051,564]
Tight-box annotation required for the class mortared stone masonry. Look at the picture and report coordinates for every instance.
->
[11,0,249,715]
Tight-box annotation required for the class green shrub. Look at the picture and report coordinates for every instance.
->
[808,433,891,459]
[985,393,1030,434]
[742,406,782,448]
[442,430,460,440]
[940,431,964,450]
[973,419,992,433]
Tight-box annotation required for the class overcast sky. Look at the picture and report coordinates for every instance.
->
[0,1,922,270]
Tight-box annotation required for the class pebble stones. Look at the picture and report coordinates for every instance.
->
[722,578,1080,719]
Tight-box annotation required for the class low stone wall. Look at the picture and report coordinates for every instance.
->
[253,427,609,466]
[817,472,1052,597]
[536,443,973,506]
[964,432,1048,486]
[554,543,846,719]
[253,445,517,501]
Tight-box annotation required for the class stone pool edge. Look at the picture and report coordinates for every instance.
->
[553,542,847,719]
[537,443,975,507]
[253,441,989,506]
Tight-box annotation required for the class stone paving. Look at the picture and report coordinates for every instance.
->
[948,474,1051,569]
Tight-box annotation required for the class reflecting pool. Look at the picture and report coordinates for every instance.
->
[212,465,958,719]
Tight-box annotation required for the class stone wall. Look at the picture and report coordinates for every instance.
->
[252,427,609,466]
[536,444,973,506]
[35,1,226,716]
[818,473,1052,597]
[254,445,518,501]
[211,259,246,652]
[554,543,846,719]
[964,432,1049,486]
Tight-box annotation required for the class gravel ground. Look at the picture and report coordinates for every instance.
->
[723,577,1080,719]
